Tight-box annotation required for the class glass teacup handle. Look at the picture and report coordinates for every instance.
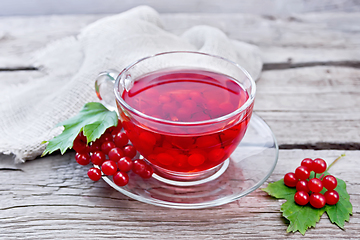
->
[95,70,119,111]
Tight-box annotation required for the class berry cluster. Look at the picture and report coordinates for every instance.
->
[72,120,153,186]
[284,158,339,208]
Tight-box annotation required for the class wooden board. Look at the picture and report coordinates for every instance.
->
[1,13,360,68]
[1,0,360,16]
[256,66,360,145]
[0,150,357,239]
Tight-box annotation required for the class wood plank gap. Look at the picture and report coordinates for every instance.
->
[3,60,360,72]
[0,67,38,71]
[0,168,23,171]
[279,142,360,150]
[263,61,360,71]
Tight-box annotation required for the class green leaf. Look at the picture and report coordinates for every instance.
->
[261,179,297,200]
[281,199,325,235]
[318,171,353,229]
[262,170,352,235]
[42,102,118,156]
[325,177,353,229]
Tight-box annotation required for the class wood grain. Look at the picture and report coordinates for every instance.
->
[1,0,360,16]
[256,66,360,145]
[1,13,360,68]
[1,8,360,239]
[0,150,357,239]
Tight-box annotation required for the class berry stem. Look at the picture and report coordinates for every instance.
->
[317,154,345,180]
[326,154,346,172]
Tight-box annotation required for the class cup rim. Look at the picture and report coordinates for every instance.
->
[114,51,256,126]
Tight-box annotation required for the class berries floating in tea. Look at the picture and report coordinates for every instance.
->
[120,69,253,173]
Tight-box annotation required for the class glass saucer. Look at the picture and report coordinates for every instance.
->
[101,113,278,209]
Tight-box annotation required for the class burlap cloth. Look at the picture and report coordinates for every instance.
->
[0,6,262,163]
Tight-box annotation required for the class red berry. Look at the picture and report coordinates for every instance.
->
[117,157,133,172]
[108,147,125,162]
[75,152,91,165]
[91,151,106,165]
[294,191,310,205]
[98,133,113,143]
[176,108,191,120]
[162,102,178,113]
[73,133,88,153]
[324,190,340,205]
[156,153,176,166]
[189,91,202,102]
[300,158,313,171]
[73,141,89,154]
[116,119,123,128]
[139,164,154,179]
[77,131,87,142]
[188,153,206,167]
[313,158,327,173]
[107,120,123,135]
[182,99,197,110]
[113,171,129,186]
[284,172,298,187]
[132,159,147,175]
[87,167,102,181]
[159,94,171,103]
[208,148,225,162]
[114,132,129,148]
[101,141,116,154]
[308,178,323,193]
[322,175,338,190]
[295,166,310,180]
[296,180,309,192]
[89,141,101,153]
[139,132,157,146]
[310,193,326,208]
[101,160,118,176]
[123,145,137,159]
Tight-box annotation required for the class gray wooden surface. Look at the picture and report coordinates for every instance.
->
[1,0,360,16]
[1,4,359,239]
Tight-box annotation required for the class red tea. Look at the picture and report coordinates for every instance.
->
[119,69,253,173]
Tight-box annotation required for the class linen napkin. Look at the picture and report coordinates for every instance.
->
[0,6,262,162]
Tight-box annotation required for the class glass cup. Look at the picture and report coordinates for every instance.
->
[96,51,256,185]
